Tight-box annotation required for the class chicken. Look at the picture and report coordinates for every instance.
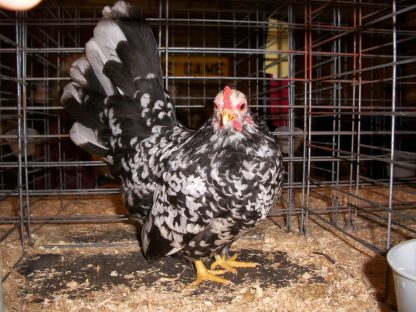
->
[61,1,284,285]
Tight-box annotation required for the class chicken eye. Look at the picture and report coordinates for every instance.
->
[239,103,247,111]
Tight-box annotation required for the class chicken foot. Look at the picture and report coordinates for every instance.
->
[210,253,258,274]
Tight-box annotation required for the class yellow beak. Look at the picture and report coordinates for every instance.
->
[220,110,236,125]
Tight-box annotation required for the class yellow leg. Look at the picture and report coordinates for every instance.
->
[210,253,258,273]
[191,260,231,286]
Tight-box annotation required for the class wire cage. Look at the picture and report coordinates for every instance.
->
[0,0,415,254]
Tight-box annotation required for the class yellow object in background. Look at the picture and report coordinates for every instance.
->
[264,18,289,79]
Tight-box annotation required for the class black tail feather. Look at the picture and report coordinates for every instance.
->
[61,0,177,162]
[61,83,107,130]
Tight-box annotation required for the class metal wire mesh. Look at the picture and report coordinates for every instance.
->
[0,0,415,253]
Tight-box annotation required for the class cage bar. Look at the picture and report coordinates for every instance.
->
[0,0,415,254]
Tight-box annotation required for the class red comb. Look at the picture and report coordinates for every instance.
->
[223,85,232,109]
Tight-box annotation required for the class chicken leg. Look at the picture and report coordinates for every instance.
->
[191,259,231,286]
[210,253,258,274]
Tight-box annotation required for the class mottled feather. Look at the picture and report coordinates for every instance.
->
[61,1,283,269]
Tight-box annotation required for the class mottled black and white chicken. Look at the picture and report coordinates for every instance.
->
[61,1,284,285]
